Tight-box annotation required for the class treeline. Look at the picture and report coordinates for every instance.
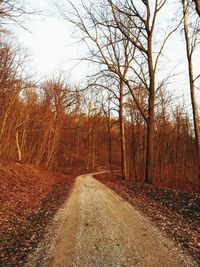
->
[0,0,199,192]
[0,69,198,191]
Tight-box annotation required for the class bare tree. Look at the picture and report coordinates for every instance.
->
[63,0,140,179]
[64,0,181,183]
[40,76,78,169]
[181,0,200,189]
[0,42,28,155]
[107,0,182,184]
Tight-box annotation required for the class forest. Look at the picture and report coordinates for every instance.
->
[1,0,200,266]
[0,0,199,192]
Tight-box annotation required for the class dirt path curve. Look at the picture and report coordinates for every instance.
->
[26,173,197,267]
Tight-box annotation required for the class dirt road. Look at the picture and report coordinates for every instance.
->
[26,173,197,267]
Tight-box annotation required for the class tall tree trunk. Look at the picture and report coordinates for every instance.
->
[107,117,113,174]
[119,79,128,180]
[130,122,137,181]
[182,0,200,190]
[145,34,155,184]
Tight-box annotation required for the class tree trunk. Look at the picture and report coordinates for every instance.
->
[145,34,155,184]
[107,118,113,175]
[87,129,91,170]
[145,112,154,184]
[75,127,79,166]
[92,131,95,168]
[119,79,128,180]
[16,129,22,161]
[182,0,200,191]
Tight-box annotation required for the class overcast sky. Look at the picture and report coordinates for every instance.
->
[11,0,200,111]
[13,0,88,83]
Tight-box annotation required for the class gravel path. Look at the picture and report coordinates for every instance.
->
[25,173,198,267]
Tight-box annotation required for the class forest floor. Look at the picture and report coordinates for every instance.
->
[0,160,89,267]
[24,173,197,267]
[95,172,200,266]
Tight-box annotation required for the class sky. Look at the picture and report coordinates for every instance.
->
[13,0,88,83]
[11,0,200,111]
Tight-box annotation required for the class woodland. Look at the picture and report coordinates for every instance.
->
[1,1,200,265]
[0,0,200,193]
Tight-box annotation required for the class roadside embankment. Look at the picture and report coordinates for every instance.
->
[0,160,76,266]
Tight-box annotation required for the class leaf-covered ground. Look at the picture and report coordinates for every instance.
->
[95,173,200,265]
[0,160,77,267]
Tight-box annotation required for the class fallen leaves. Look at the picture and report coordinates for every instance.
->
[0,160,76,266]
